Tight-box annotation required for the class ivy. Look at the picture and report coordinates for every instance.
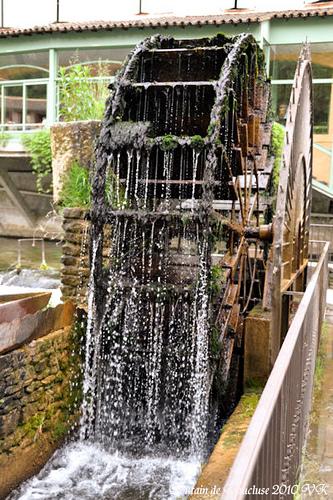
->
[22,130,52,194]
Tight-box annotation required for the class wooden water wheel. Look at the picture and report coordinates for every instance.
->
[89,34,312,425]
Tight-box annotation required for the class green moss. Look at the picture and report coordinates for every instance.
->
[244,378,265,390]
[190,135,205,150]
[50,420,68,441]
[207,121,218,137]
[19,412,46,439]
[221,388,262,448]
[210,264,225,300]
[210,325,222,358]
[159,134,178,151]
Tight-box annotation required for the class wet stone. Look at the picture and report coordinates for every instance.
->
[42,374,57,386]
[0,355,12,372]
[4,382,24,397]
[0,409,20,438]
[62,207,88,220]
[25,381,42,394]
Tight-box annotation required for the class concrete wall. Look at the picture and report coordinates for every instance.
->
[0,153,61,238]
[0,324,82,499]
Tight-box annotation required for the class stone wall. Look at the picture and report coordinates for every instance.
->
[61,207,90,306]
[50,120,101,203]
[0,325,82,499]
[61,207,110,306]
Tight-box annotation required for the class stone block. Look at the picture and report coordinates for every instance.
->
[63,219,90,234]
[62,242,82,257]
[244,307,272,385]
[62,207,88,220]
[61,266,90,277]
[19,403,41,425]
[0,355,12,372]
[41,374,57,386]
[0,409,20,438]
[25,381,42,394]
[65,232,87,245]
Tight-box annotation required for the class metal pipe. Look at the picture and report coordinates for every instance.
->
[57,0,59,23]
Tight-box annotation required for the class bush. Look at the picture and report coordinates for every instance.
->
[58,161,92,208]
[58,58,109,122]
[22,130,52,193]
[271,122,285,194]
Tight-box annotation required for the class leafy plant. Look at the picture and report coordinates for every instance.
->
[59,161,91,207]
[0,130,10,147]
[105,168,127,208]
[58,56,109,121]
[22,130,52,193]
[271,122,285,194]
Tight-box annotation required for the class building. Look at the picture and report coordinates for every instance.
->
[0,2,333,235]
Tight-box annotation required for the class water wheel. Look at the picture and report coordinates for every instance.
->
[270,44,313,359]
[86,34,312,450]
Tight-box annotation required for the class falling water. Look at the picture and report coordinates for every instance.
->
[7,32,268,500]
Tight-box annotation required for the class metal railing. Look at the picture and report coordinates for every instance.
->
[221,242,329,500]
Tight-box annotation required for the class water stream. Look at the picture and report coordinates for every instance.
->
[8,442,200,500]
[0,236,61,302]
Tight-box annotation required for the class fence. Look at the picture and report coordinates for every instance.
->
[310,223,333,262]
[221,242,329,500]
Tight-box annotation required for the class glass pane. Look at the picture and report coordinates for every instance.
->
[271,84,292,125]
[58,47,130,77]
[313,148,331,187]
[270,59,297,81]
[26,85,47,127]
[271,42,333,80]
[310,42,333,79]
[0,51,49,81]
[313,83,331,134]
[270,44,301,80]
[5,86,23,129]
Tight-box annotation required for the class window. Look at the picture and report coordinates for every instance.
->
[0,51,49,81]
[57,47,130,78]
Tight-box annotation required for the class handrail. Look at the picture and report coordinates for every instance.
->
[221,242,329,499]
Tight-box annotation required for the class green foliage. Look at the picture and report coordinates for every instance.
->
[58,57,109,121]
[22,130,52,193]
[0,131,10,147]
[59,161,92,208]
[271,122,285,194]
[105,168,127,208]
[58,160,127,209]
[210,264,224,298]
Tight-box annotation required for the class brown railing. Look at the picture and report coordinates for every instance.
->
[310,224,333,261]
[221,242,329,500]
